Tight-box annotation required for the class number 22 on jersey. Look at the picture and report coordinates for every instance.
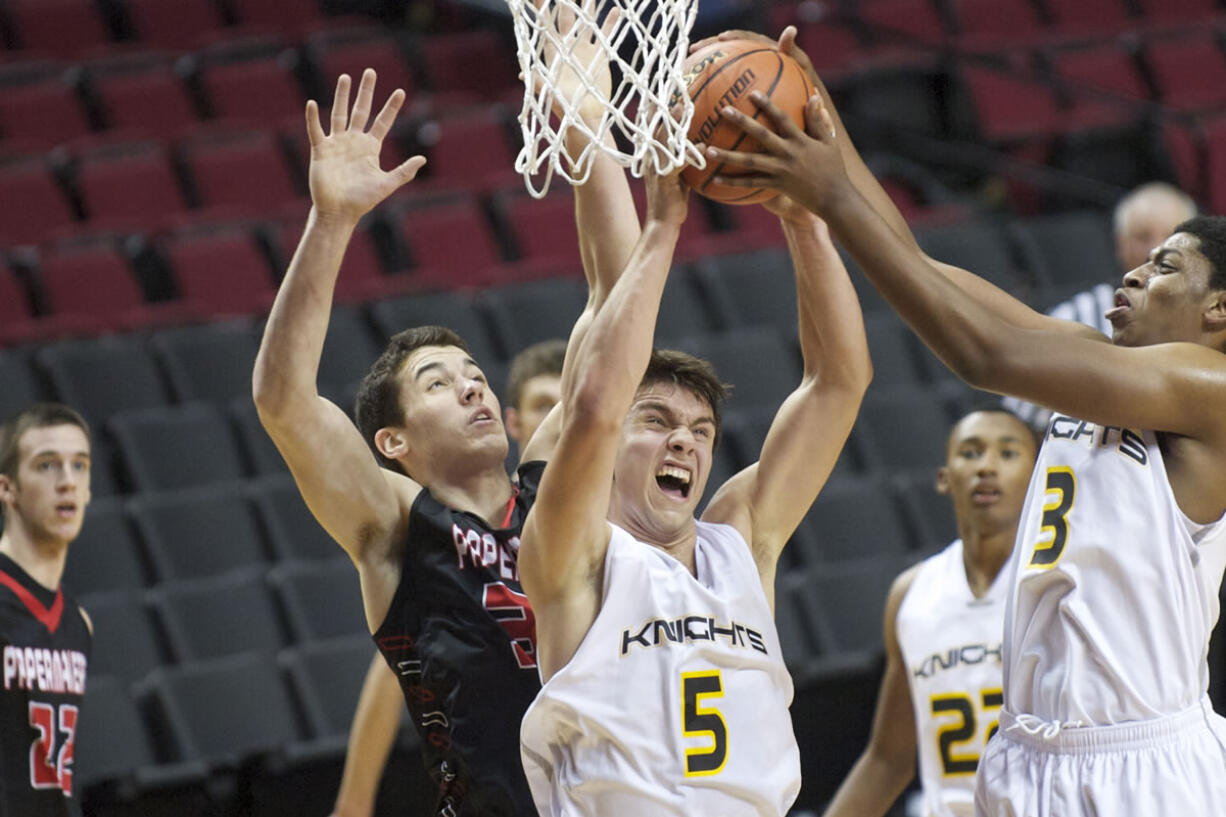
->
[930,688,1001,776]
[29,701,78,794]
[681,670,728,777]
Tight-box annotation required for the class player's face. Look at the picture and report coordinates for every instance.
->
[0,424,91,548]
[611,382,716,540]
[938,412,1035,537]
[1107,232,1220,347]
[396,345,507,467]
[505,374,561,447]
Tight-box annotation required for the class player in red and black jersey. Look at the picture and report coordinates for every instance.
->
[0,404,93,817]
[254,58,637,817]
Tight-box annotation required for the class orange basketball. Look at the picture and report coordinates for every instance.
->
[679,40,815,205]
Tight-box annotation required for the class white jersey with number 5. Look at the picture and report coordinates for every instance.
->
[520,520,800,817]
[897,540,1006,817]
[1005,415,1226,725]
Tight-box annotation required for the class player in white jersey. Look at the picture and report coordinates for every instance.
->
[821,410,1037,817]
[516,130,873,813]
[699,24,1226,817]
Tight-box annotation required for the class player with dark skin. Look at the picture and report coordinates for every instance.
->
[699,24,1226,816]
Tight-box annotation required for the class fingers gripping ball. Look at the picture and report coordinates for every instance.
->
[680,40,815,205]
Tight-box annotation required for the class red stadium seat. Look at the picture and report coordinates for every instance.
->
[195,47,307,125]
[0,157,77,246]
[0,63,91,145]
[0,264,35,325]
[123,0,226,49]
[158,224,278,315]
[229,0,324,28]
[88,53,202,138]
[857,0,950,47]
[497,188,582,270]
[421,30,520,105]
[960,65,1064,142]
[1144,32,1226,113]
[36,239,151,328]
[794,21,868,76]
[307,27,418,102]
[74,139,189,224]
[4,0,113,57]
[1042,0,1135,40]
[949,0,1043,50]
[392,194,507,287]
[1050,44,1150,129]
[1202,117,1226,217]
[414,106,520,193]
[178,126,302,211]
[1134,0,1221,27]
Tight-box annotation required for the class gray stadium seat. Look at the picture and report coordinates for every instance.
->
[109,403,247,492]
[150,568,287,662]
[62,497,149,595]
[268,558,366,642]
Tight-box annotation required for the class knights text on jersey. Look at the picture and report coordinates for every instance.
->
[520,521,801,817]
[896,540,1006,817]
[0,553,91,817]
[372,461,544,817]
[1005,416,1226,725]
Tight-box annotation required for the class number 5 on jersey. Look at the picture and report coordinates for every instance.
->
[681,670,728,776]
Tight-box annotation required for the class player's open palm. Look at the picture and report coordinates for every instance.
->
[306,68,426,224]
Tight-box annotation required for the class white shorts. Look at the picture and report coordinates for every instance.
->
[974,699,1226,817]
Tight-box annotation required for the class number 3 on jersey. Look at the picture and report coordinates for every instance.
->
[29,701,77,794]
[681,670,728,777]
[1029,467,1075,569]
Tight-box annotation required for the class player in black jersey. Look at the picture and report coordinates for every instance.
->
[254,53,638,817]
[0,403,93,817]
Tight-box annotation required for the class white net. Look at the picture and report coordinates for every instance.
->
[507,0,703,197]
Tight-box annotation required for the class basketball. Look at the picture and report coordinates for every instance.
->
[679,40,816,205]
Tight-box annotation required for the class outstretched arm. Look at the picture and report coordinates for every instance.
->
[329,654,404,817]
[253,70,425,587]
[520,2,641,465]
[692,28,1102,344]
[703,201,871,591]
[821,569,919,817]
[519,167,689,680]
[706,93,1226,445]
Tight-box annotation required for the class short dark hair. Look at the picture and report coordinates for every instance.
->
[0,403,91,480]
[506,339,566,410]
[1173,216,1226,290]
[945,407,1038,460]
[639,349,729,445]
[354,326,470,471]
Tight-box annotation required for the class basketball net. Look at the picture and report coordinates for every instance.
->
[507,0,703,198]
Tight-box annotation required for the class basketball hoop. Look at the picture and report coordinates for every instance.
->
[507,0,703,198]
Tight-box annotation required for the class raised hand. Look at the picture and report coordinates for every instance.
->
[643,159,689,227]
[538,0,622,123]
[702,90,848,217]
[305,69,427,224]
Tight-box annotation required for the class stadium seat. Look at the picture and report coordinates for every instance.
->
[672,327,801,415]
[229,398,287,476]
[367,289,502,366]
[856,385,954,471]
[87,53,202,138]
[4,0,113,57]
[773,572,825,668]
[691,248,794,335]
[122,0,226,49]
[720,406,864,483]
[229,0,323,28]
[0,348,47,420]
[648,266,723,347]
[278,634,382,743]
[857,0,949,47]
[317,304,382,391]
[74,675,165,791]
[268,212,405,301]
[863,313,931,386]
[494,187,583,270]
[0,157,78,246]
[1042,0,1135,39]
[35,238,166,330]
[479,276,588,359]
[77,589,170,683]
[1049,44,1151,130]
[958,65,1064,143]
[37,335,172,425]
[178,126,301,211]
[803,554,916,656]
[414,106,520,193]
[157,224,278,316]
[948,0,1043,50]
[193,47,307,125]
[1143,31,1226,113]
[391,193,508,287]
[794,20,868,77]
[420,29,519,104]
[62,497,150,595]
[1201,116,1226,216]
[1133,0,1221,26]
[73,139,188,224]
[893,469,958,551]
[306,27,418,104]
[0,264,36,334]
[140,651,303,767]
[1006,210,1117,288]
[86,434,121,498]
[109,403,248,492]
[791,477,915,565]
[150,568,287,662]
[914,217,1030,293]
[151,319,260,405]
[129,481,270,581]
[0,62,92,145]
[249,473,338,562]
[268,558,366,642]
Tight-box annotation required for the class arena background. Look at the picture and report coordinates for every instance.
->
[2,0,1225,814]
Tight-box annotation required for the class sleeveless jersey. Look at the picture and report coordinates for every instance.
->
[0,552,91,817]
[520,521,800,817]
[1005,415,1226,725]
[372,461,544,817]
[896,540,1006,817]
